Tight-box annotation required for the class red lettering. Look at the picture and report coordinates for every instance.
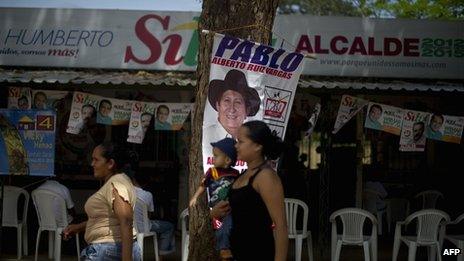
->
[163,34,183,65]
[405,111,415,121]
[404,38,420,57]
[384,38,402,56]
[74,93,84,103]
[349,37,367,55]
[314,35,329,54]
[125,14,168,65]
[295,35,314,54]
[330,36,348,55]
[368,37,382,56]
[341,96,353,107]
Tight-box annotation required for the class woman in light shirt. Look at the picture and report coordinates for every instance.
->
[63,142,141,261]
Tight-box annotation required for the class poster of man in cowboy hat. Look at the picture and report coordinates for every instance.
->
[202,34,305,172]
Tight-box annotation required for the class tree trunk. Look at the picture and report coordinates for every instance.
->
[189,1,279,260]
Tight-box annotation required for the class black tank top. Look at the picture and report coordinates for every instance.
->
[229,166,275,261]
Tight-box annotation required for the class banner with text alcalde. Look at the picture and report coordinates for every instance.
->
[8,87,31,109]
[399,110,431,152]
[127,101,155,144]
[0,109,56,176]
[426,114,464,144]
[202,34,305,173]
[333,95,369,134]
[364,102,403,135]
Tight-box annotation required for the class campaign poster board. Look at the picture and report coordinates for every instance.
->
[364,102,403,135]
[399,110,430,152]
[0,109,56,176]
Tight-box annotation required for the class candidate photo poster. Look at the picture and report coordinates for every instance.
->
[426,114,464,144]
[202,34,305,173]
[364,102,403,135]
[333,95,368,134]
[0,109,56,176]
[399,110,430,152]
[66,91,100,134]
[127,101,155,144]
[8,87,32,109]
[96,97,132,126]
[154,103,193,131]
[31,90,69,110]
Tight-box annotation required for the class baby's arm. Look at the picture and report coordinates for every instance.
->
[189,181,206,207]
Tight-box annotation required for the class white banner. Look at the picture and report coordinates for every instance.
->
[154,103,193,131]
[333,95,369,134]
[31,90,68,110]
[426,114,464,144]
[127,101,155,144]
[399,110,431,152]
[364,102,404,135]
[202,34,304,172]
[66,92,99,134]
[8,87,31,109]
[0,8,462,79]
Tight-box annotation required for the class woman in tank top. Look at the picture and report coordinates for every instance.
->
[213,120,288,261]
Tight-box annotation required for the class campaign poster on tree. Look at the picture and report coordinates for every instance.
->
[127,101,155,144]
[0,109,56,176]
[399,110,430,152]
[426,114,464,144]
[8,87,32,109]
[364,102,403,135]
[202,34,305,173]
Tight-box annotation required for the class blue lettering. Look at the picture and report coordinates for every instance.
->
[230,40,253,62]
[98,31,113,47]
[280,53,304,72]
[65,30,79,46]
[215,35,239,57]
[78,30,90,46]
[250,45,274,65]
[269,49,285,69]
[5,29,22,45]
[53,30,65,46]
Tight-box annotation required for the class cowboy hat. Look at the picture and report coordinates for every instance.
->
[208,69,260,116]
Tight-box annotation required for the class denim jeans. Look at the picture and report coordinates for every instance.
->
[216,214,232,250]
[150,220,175,255]
[80,241,141,261]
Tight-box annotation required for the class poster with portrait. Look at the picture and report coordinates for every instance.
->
[0,109,56,176]
[426,114,464,144]
[399,110,431,152]
[333,95,369,134]
[202,34,305,172]
[127,101,155,144]
[364,103,403,135]
[31,90,69,110]
[7,87,32,109]
[154,103,193,131]
[66,92,100,134]
[95,97,132,125]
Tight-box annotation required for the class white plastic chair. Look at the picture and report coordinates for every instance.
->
[2,185,29,259]
[134,198,159,261]
[444,213,464,261]
[386,198,410,234]
[414,190,443,209]
[392,209,450,261]
[32,189,80,261]
[179,208,189,261]
[330,208,378,261]
[284,198,314,261]
[363,189,386,235]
